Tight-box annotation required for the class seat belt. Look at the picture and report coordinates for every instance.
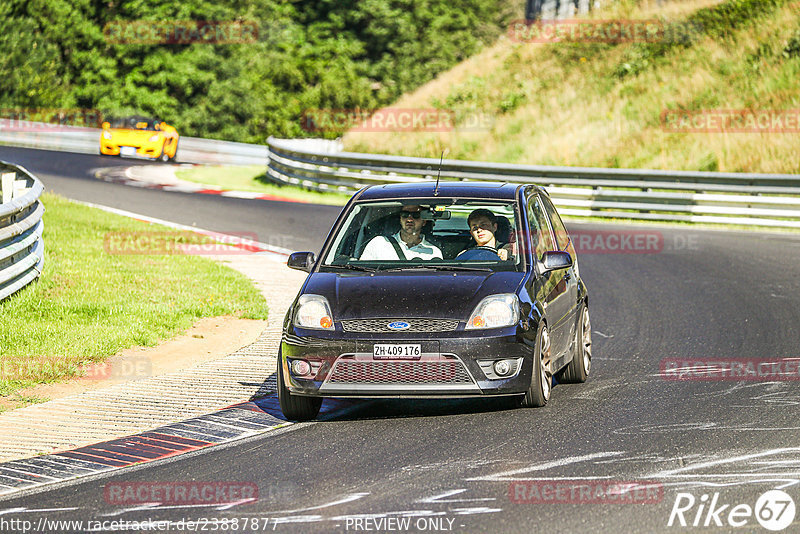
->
[388,236,407,260]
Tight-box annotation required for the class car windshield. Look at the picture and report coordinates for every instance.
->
[322,199,523,272]
[109,117,160,130]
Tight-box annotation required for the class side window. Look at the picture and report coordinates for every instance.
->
[526,193,555,260]
[540,194,570,250]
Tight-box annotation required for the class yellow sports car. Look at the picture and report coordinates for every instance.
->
[100,116,179,162]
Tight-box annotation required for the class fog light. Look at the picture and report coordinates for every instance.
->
[291,359,312,376]
[493,359,513,377]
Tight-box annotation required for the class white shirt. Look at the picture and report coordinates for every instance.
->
[360,232,443,260]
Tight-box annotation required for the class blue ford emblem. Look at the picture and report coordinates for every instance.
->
[387,321,410,331]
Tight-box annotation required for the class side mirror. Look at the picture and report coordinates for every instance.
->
[540,250,572,273]
[101,121,110,130]
[288,251,315,272]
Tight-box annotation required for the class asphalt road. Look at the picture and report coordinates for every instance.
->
[2,146,800,533]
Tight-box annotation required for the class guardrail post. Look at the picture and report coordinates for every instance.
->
[1,172,14,203]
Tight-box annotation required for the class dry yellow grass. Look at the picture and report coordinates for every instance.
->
[344,0,800,174]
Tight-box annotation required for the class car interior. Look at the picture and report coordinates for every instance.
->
[329,203,518,263]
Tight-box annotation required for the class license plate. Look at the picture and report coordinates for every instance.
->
[373,344,421,360]
[120,146,136,156]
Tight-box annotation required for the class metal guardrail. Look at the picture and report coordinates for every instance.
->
[2,123,798,228]
[266,137,800,228]
[0,162,45,300]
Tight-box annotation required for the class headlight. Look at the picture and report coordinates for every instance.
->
[102,131,112,140]
[149,134,159,142]
[466,294,519,329]
[294,294,334,330]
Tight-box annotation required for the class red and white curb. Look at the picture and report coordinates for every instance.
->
[0,396,354,499]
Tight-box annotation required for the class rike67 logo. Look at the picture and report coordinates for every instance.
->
[668,490,796,531]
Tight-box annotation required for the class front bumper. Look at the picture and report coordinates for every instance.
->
[280,329,534,398]
[100,141,162,159]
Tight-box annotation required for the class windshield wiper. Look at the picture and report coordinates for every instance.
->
[322,264,378,273]
[380,266,439,272]
[382,265,494,273]
[425,265,494,272]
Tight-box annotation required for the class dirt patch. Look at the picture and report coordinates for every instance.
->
[0,316,267,412]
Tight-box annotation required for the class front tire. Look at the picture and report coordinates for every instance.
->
[277,354,322,421]
[158,143,170,163]
[520,322,552,407]
[556,303,591,383]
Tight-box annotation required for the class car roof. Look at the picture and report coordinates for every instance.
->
[355,181,533,201]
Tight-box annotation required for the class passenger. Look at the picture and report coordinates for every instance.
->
[457,208,512,261]
[360,204,443,260]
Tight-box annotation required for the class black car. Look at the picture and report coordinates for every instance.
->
[278,182,591,420]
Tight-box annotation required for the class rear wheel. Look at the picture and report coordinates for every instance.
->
[277,353,322,421]
[556,304,591,383]
[520,322,552,408]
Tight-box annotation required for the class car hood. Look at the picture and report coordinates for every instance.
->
[303,271,526,321]
[107,129,162,143]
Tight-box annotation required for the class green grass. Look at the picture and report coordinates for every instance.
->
[0,395,48,414]
[175,165,351,206]
[0,193,270,397]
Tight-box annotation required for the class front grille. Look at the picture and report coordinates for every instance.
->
[341,319,460,333]
[327,360,473,384]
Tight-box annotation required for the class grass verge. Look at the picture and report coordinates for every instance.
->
[175,165,351,206]
[0,193,270,403]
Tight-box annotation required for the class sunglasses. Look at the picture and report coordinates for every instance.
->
[400,210,422,219]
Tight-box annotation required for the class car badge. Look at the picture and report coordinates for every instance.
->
[387,321,410,331]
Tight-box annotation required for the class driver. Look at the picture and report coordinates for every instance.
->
[360,204,443,260]
[457,208,511,261]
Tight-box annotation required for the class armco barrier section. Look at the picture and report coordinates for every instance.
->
[0,162,45,300]
[266,137,800,229]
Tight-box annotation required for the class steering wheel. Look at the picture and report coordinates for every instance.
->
[458,247,501,261]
